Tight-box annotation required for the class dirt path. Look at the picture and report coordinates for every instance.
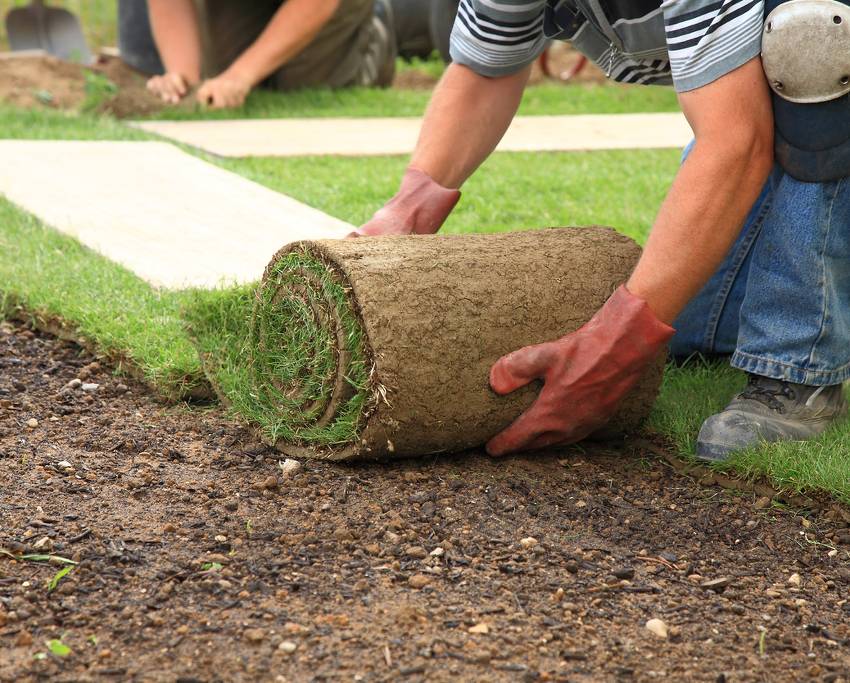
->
[1,319,850,682]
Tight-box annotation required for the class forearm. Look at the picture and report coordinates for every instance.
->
[627,57,774,324]
[627,133,773,324]
[225,0,340,87]
[411,63,531,188]
[147,0,202,83]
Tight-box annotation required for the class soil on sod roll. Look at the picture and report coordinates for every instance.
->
[194,228,664,460]
[3,319,850,682]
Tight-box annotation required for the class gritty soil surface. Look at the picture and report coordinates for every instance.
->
[0,53,170,118]
[2,319,850,683]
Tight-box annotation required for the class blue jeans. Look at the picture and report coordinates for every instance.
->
[670,149,850,387]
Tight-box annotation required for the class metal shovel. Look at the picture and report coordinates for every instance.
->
[5,0,93,64]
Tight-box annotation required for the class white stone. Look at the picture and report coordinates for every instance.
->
[81,383,100,392]
[645,619,668,639]
[279,459,303,477]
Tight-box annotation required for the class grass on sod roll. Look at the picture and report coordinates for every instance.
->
[186,250,371,448]
[3,106,850,503]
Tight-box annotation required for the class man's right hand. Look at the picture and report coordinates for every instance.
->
[349,167,461,238]
[146,72,193,104]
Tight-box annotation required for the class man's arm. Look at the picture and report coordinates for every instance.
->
[197,0,341,108]
[411,62,531,188]
[145,0,202,103]
[351,62,529,236]
[486,57,775,456]
[627,58,774,323]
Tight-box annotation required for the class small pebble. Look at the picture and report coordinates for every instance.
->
[430,547,444,557]
[66,379,82,390]
[468,623,490,635]
[645,618,668,639]
[278,640,297,654]
[279,459,302,478]
[81,383,99,392]
[408,574,431,589]
[787,573,802,587]
[520,537,538,549]
[244,628,265,643]
[260,475,279,490]
[25,418,38,429]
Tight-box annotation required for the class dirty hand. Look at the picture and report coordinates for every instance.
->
[197,72,252,109]
[146,72,192,104]
[348,167,461,238]
[486,286,675,457]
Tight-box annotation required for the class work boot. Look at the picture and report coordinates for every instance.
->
[696,374,847,462]
[369,0,398,87]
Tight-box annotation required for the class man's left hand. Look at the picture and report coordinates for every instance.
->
[197,72,252,109]
[486,286,674,457]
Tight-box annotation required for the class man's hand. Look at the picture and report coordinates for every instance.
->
[197,71,252,109]
[146,72,192,104]
[486,286,674,457]
[349,167,460,238]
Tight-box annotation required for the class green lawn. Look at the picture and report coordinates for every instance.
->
[136,81,680,120]
[2,104,849,505]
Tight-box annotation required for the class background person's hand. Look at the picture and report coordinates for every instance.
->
[196,72,252,109]
[146,72,191,104]
[486,286,675,457]
[349,167,461,238]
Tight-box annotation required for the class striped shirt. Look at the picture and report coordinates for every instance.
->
[450,0,765,92]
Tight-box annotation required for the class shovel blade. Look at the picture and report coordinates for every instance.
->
[5,4,93,64]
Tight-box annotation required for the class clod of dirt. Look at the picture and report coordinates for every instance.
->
[0,52,179,117]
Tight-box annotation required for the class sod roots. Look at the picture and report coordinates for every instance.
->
[199,227,664,460]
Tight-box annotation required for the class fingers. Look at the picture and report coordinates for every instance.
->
[146,73,187,104]
[489,342,555,396]
[196,81,214,107]
[485,403,548,457]
[196,79,248,109]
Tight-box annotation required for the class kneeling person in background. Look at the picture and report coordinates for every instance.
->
[118,0,396,109]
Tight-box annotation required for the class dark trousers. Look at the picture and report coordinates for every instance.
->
[118,0,377,89]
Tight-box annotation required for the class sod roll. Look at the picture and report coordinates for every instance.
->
[216,227,664,460]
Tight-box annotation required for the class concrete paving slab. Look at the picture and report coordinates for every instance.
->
[130,113,692,158]
[0,140,352,289]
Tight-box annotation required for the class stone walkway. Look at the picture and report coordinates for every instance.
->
[0,141,352,289]
[131,113,691,158]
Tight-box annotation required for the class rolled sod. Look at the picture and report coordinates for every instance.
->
[192,227,664,460]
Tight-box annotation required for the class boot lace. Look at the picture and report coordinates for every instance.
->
[740,376,796,414]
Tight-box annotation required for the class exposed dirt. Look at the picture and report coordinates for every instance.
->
[0,53,172,118]
[0,46,605,118]
[3,320,850,682]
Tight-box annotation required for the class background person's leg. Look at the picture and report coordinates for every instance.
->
[272,0,393,89]
[195,0,281,79]
[117,0,165,75]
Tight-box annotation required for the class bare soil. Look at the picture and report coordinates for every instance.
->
[0,47,605,118]
[0,53,171,118]
[3,320,850,682]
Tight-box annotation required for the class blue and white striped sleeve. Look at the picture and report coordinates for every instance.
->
[449,0,548,78]
[662,0,765,92]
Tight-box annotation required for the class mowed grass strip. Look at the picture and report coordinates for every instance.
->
[3,106,850,503]
[138,81,681,120]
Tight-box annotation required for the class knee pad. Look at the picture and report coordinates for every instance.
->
[763,0,850,181]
